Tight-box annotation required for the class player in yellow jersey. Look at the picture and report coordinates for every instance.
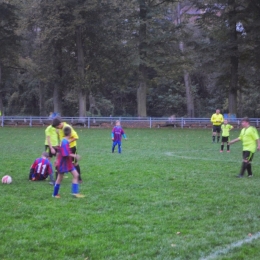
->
[220,119,233,152]
[52,117,83,183]
[210,109,224,143]
[229,117,260,178]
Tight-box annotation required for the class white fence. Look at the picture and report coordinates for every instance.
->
[1,116,260,128]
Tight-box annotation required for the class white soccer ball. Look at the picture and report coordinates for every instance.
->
[2,175,12,184]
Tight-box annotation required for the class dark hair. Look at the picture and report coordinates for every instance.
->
[42,152,49,158]
[241,117,250,123]
[52,117,62,127]
[63,126,71,136]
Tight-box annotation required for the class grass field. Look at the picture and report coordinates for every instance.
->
[1,127,260,260]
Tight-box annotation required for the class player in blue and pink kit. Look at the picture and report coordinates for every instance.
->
[29,152,54,182]
[52,127,84,198]
[111,120,127,153]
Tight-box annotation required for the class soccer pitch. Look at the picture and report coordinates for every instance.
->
[1,127,260,260]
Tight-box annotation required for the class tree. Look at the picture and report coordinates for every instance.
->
[0,1,20,115]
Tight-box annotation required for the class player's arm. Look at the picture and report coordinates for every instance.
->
[111,129,115,140]
[257,139,260,151]
[46,135,56,154]
[29,162,36,180]
[210,115,215,124]
[69,128,78,143]
[229,138,240,145]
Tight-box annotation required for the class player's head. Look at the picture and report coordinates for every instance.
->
[52,117,62,129]
[115,120,120,126]
[241,117,250,127]
[216,109,220,114]
[42,152,49,158]
[224,119,228,124]
[63,126,71,137]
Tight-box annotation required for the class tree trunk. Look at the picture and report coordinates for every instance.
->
[137,0,147,117]
[53,43,63,115]
[228,0,238,115]
[177,3,195,117]
[39,81,45,116]
[184,71,194,117]
[76,26,87,117]
[0,65,3,115]
[53,83,62,114]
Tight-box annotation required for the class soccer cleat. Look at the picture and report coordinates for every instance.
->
[52,194,61,198]
[248,175,253,178]
[220,150,223,153]
[72,193,85,198]
[49,181,55,185]
[236,174,244,178]
[227,150,230,152]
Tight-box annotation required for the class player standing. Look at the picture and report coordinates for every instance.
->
[52,117,82,183]
[111,120,127,153]
[210,109,224,143]
[52,127,84,198]
[220,119,233,152]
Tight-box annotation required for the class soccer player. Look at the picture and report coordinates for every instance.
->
[52,117,82,183]
[45,124,59,159]
[229,117,260,178]
[210,109,224,143]
[52,127,84,198]
[29,152,54,182]
[220,119,233,152]
[111,120,127,153]
[45,124,59,184]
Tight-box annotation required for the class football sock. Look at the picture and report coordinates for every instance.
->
[53,184,60,196]
[227,145,230,151]
[75,165,82,181]
[72,183,79,194]
[221,145,224,150]
[239,162,248,176]
[247,163,252,175]
[217,136,220,142]
[212,136,215,142]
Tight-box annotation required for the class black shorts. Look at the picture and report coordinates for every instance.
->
[212,125,221,133]
[70,146,78,164]
[242,151,254,162]
[45,145,59,158]
[221,136,229,143]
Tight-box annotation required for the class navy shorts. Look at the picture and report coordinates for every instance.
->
[221,136,229,143]
[212,125,221,133]
[242,151,254,162]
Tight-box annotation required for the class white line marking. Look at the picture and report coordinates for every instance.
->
[200,232,260,260]
[164,152,260,165]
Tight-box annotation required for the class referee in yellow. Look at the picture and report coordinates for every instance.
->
[210,109,224,143]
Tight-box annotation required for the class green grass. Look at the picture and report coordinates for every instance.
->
[1,127,260,260]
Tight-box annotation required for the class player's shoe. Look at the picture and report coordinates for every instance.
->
[227,150,230,152]
[72,193,85,198]
[52,194,61,198]
[248,174,253,178]
[220,150,223,153]
[236,174,243,178]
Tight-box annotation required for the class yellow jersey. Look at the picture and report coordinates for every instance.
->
[211,113,224,126]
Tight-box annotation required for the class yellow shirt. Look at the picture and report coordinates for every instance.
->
[239,126,259,153]
[45,125,59,146]
[221,124,233,137]
[211,113,224,126]
[58,122,78,148]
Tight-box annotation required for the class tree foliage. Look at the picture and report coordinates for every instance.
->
[1,0,260,117]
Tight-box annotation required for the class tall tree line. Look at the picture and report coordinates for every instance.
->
[1,0,260,117]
